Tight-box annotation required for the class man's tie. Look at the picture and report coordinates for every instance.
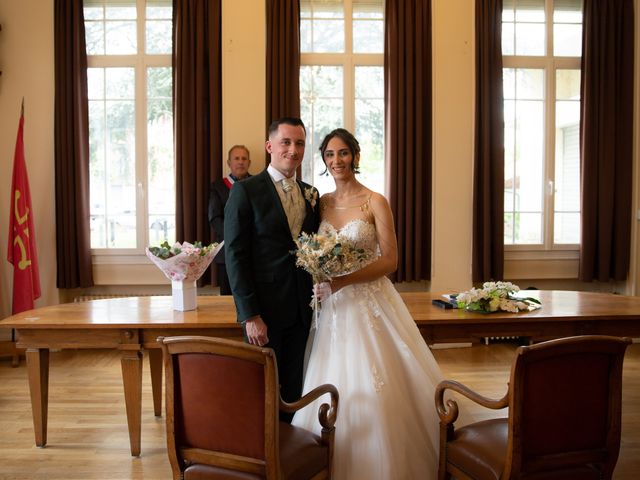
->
[279,178,304,238]
[281,177,296,193]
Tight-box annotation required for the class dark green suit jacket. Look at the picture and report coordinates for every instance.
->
[224,169,320,330]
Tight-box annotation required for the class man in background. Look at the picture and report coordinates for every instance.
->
[208,145,251,294]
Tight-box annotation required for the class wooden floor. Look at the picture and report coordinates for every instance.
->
[0,343,638,479]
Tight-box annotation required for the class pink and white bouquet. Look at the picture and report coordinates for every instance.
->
[146,240,223,283]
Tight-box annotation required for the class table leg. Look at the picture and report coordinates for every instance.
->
[121,350,143,456]
[148,348,163,417]
[26,348,49,447]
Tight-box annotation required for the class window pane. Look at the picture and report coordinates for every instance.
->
[355,66,384,194]
[300,66,344,194]
[353,19,383,53]
[515,99,544,211]
[300,0,344,53]
[89,67,136,248]
[556,68,580,99]
[105,5,136,20]
[503,1,582,249]
[554,68,580,244]
[553,24,582,57]
[146,2,172,54]
[353,0,383,53]
[515,0,545,22]
[554,0,582,23]
[89,94,107,248]
[514,213,543,243]
[504,67,545,245]
[554,213,580,243]
[515,23,545,55]
[502,22,515,56]
[85,20,105,55]
[146,20,172,54]
[515,68,544,99]
[105,20,137,54]
[84,6,104,21]
[147,67,175,244]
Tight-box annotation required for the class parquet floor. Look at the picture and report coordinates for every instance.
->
[0,343,638,479]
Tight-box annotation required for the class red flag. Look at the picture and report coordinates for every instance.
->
[7,110,41,314]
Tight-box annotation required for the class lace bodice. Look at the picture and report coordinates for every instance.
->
[319,218,379,258]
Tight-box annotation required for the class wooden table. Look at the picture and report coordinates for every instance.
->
[0,296,240,457]
[409,290,640,343]
[2,290,640,456]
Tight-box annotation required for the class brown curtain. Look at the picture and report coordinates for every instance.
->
[384,0,432,283]
[265,0,301,152]
[173,0,222,261]
[54,0,94,288]
[472,0,504,283]
[579,0,634,282]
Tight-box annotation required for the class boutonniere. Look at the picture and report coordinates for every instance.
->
[304,187,318,210]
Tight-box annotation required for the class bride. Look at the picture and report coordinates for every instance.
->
[292,128,442,479]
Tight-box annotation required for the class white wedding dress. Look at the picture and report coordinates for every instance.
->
[292,219,442,480]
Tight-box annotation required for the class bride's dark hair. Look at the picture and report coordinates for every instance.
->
[319,128,361,175]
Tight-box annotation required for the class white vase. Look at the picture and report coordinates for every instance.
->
[172,280,197,311]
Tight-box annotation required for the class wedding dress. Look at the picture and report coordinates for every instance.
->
[292,218,442,480]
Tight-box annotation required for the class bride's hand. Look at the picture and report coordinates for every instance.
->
[314,282,332,302]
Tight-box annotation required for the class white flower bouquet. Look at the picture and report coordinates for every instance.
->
[294,231,372,284]
[455,281,541,313]
[146,240,223,311]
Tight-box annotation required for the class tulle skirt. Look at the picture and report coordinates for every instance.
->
[292,276,442,480]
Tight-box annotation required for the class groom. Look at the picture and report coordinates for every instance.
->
[224,117,320,422]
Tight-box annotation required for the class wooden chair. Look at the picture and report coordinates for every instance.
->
[158,335,338,480]
[435,335,631,480]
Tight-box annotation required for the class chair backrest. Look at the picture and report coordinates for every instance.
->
[506,335,631,479]
[159,335,281,479]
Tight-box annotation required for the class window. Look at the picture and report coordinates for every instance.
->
[84,0,174,251]
[502,0,582,248]
[300,0,384,195]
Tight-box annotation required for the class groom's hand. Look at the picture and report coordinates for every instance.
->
[245,316,269,346]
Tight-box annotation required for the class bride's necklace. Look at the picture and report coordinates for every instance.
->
[323,193,372,212]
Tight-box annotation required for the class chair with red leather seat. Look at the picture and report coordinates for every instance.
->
[434,335,631,480]
[158,335,338,480]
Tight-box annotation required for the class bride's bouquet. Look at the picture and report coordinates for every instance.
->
[146,240,223,311]
[294,231,372,285]
[294,231,372,324]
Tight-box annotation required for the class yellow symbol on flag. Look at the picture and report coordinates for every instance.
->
[13,189,32,270]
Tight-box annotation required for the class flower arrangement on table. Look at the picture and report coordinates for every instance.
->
[455,281,542,313]
[293,231,372,321]
[146,240,223,311]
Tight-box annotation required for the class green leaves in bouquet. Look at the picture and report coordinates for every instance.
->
[148,240,211,259]
[148,240,174,259]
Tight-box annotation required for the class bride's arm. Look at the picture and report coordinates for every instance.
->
[329,192,398,293]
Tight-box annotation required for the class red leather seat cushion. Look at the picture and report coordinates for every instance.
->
[183,422,328,480]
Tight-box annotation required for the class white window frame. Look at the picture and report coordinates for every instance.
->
[503,0,582,279]
[300,0,384,192]
[86,0,172,284]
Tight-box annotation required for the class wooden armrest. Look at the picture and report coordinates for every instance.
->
[280,383,339,429]
[435,379,508,425]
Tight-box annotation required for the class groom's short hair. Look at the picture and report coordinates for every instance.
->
[268,117,306,138]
